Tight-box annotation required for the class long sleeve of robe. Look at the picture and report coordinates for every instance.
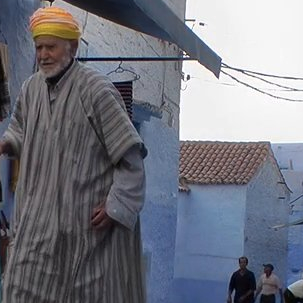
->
[106,145,145,230]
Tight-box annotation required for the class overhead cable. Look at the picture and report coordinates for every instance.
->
[228,68,303,92]
[220,69,303,102]
[222,62,303,80]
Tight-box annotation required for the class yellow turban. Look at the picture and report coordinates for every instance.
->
[30,7,81,40]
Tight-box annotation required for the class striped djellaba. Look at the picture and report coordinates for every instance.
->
[2,61,146,303]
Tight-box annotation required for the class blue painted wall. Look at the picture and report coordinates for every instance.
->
[245,159,289,288]
[174,157,289,303]
[272,143,303,284]
[140,117,178,303]
[174,184,246,303]
[0,0,39,218]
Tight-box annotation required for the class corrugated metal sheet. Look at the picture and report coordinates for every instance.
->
[64,0,222,77]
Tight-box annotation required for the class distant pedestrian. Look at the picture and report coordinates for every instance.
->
[284,279,303,303]
[255,264,284,303]
[227,256,256,303]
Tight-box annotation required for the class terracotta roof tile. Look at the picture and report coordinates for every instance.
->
[179,141,273,185]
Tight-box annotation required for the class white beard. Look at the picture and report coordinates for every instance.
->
[38,55,72,79]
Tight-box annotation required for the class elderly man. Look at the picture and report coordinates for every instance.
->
[1,6,146,303]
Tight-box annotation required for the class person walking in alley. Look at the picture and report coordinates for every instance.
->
[255,264,284,303]
[227,256,257,303]
[0,6,146,303]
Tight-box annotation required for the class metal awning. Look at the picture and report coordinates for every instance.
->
[64,0,222,78]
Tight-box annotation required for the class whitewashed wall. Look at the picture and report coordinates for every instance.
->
[55,0,184,130]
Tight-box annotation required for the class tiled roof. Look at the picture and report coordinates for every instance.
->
[180,141,274,185]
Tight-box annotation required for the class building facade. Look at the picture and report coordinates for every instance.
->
[175,141,290,303]
[272,143,303,285]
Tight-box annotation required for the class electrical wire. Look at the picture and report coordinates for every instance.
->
[220,69,303,102]
[289,194,303,205]
[222,62,303,80]
[235,70,303,92]
[219,62,303,102]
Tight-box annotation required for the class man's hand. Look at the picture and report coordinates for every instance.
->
[0,140,13,156]
[91,205,114,229]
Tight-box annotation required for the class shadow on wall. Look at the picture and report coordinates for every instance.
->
[171,278,227,303]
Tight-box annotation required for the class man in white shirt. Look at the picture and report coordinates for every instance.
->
[255,264,284,303]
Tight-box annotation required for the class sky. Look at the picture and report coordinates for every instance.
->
[180,0,303,143]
